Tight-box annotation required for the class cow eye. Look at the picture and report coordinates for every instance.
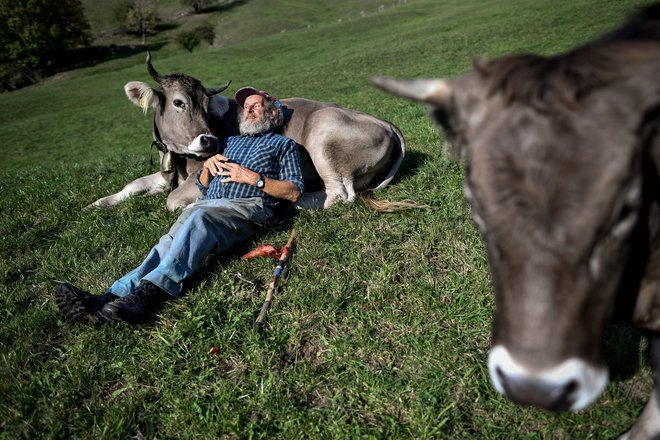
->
[611,204,638,239]
[611,180,641,239]
[173,99,186,109]
[589,203,639,280]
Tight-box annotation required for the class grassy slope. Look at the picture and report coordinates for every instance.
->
[0,0,656,438]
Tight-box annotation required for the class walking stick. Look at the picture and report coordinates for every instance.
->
[253,228,296,330]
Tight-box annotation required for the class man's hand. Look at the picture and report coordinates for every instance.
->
[199,154,230,188]
[218,161,260,186]
[202,154,230,177]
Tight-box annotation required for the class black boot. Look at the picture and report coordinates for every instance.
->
[55,282,115,325]
[99,281,170,324]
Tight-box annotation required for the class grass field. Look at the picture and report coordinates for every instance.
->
[0,0,656,438]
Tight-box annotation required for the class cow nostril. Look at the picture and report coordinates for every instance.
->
[200,136,209,147]
[494,365,577,411]
[496,366,506,383]
[564,379,578,395]
[547,380,579,412]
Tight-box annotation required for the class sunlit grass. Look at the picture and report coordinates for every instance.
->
[0,0,654,437]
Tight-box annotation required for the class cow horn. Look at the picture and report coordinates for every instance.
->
[146,51,165,84]
[205,80,232,97]
[370,76,452,106]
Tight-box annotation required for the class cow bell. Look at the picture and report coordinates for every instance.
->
[161,151,174,173]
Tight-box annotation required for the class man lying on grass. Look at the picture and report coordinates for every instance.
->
[55,87,304,325]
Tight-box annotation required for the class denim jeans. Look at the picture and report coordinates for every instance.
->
[108,197,276,298]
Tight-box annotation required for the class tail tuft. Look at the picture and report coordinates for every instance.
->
[360,190,429,213]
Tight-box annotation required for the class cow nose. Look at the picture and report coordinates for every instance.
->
[188,134,219,154]
[494,365,579,411]
[200,135,213,148]
[488,346,608,412]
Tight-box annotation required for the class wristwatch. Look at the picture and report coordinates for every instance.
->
[255,174,265,189]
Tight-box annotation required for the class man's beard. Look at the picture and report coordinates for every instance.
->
[239,112,274,136]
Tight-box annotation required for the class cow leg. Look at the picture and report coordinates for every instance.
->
[166,177,203,211]
[619,335,660,440]
[322,176,349,208]
[303,143,351,208]
[86,172,168,209]
[342,175,357,202]
[296,176,355,209]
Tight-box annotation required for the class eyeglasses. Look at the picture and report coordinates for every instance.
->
[243,91,281,112]
[244,102,264,112]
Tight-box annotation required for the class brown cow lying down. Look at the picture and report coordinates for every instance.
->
[372,3,660,439]
[89,54,405,211]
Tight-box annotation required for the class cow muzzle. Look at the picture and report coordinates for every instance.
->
[488,345,608,412]
[188,134,219,156]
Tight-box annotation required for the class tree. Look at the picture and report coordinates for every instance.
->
[113,0,158,44]
[176,30,201,53]
[176,23,215,52]
[195,22,215,45]
[181,0,217,14]
[0,0,91,74]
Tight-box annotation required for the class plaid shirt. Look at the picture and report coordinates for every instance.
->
[196,131,304,207]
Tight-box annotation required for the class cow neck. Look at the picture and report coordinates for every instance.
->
[150,114,171,172]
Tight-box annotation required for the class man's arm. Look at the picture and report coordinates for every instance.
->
[256,175,301,202]
[218,161,301,202]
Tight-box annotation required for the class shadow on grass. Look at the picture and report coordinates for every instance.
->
[603,323,648,382]
[391,149,431,185]
[197,0,248,14]
[155,23,179,33]
[1,42,167,92]
[48,43,167,74]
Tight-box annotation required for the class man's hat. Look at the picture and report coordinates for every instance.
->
[235,87,278,107]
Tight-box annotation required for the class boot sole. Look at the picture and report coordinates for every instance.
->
[54,283,105,325]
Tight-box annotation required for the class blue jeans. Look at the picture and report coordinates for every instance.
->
[108,197,276,298]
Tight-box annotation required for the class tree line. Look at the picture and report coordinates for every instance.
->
[0,0,220,91]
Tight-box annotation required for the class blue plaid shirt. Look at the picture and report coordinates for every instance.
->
[196,131,304,207]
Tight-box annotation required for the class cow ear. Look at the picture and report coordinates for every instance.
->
[370,76,452,106]
[124,81,161,115]
[370,76,466,160]
[209,95,229,118]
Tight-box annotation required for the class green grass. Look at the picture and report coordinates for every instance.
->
[0,0,656,438]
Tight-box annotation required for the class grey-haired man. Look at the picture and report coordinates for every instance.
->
[56,87,304,324]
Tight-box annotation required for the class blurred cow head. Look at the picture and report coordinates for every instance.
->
[372,4,660,415]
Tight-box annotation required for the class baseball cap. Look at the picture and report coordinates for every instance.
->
[235,87,278,107]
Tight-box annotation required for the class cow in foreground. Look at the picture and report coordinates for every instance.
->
[89,54,405,211]
[372,4,660,439]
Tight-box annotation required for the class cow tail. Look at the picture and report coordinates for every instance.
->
[360,190,428,213]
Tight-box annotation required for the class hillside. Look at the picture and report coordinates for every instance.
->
[0,0,657,438]
[80,0,405,49]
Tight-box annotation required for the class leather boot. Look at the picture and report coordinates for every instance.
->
[55,282,115,325]
[99,281,170,324]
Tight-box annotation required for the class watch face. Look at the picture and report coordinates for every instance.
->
[256,177,265,188]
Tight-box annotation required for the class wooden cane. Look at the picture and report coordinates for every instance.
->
[253,228,296,330]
